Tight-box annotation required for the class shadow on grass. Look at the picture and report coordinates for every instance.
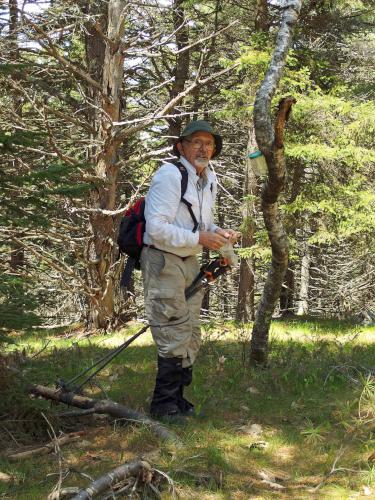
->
[1,319,374,498]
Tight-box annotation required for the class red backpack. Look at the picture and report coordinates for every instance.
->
[117,161,198,286]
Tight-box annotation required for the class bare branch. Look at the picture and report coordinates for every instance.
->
[22,15,103,93]
[274,96,296,148]
[113,62,239,145]
[174,20,239,55]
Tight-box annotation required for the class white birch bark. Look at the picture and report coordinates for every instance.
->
[250,0,302,364]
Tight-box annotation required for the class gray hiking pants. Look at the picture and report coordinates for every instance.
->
[140,246,204,368]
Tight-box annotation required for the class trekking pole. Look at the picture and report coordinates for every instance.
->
[56,257,232,393]
[57,324,149,393]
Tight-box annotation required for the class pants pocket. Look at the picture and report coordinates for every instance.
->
[147,249,166,275]
[146,288,188,325]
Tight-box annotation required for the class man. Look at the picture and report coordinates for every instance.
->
[141,120,237,419]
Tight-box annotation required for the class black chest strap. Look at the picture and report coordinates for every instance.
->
[170,160,199,233]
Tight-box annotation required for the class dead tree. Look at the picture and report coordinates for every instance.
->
[250,0,302,364]
[85,0,126,329]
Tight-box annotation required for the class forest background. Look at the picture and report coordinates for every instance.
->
[1,1,375,498]
[1,0,374,335]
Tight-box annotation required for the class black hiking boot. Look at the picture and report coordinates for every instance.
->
[150,356,186,422]
[177,365,196,416]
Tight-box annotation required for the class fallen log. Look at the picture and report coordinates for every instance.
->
[7,431,85,461]
[72,460,152,500]
[30,384,179,444]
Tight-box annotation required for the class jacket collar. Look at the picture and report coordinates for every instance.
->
[179,156,210,182]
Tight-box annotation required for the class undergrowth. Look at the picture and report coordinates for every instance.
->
[0,318,374,499]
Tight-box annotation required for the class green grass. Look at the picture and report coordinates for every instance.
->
[1,319,374,499]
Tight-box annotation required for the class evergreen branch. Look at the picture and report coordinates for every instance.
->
[159,63,240,116]
[43,108,79,167]
[69,173,151,217]
[148,17,188,50]
[113,105,245,127]
[141,76,175,98]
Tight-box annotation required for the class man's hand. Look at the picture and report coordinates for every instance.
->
[198,231,228,250]
[215,228,241,244]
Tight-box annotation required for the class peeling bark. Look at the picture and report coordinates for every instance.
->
[86,1,126,329]
[250,1,302,364]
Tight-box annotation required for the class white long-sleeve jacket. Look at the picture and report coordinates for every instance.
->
[143,156,219,257]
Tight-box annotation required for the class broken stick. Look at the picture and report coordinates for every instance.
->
[7,431,85,461]
[72,460,152,500]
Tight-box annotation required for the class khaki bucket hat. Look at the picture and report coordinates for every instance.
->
[173,120,223,158]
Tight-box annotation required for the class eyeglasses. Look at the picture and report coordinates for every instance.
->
[183,139,215,151]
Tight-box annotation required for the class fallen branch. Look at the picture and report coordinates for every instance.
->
[7,431,85,461]
[57,408,97,418]
[72,460,152,500]
[48,487,80,499]
[30,384,180,444]
[310,447,358,492]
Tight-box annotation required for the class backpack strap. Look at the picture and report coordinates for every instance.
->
[169,160,199,233]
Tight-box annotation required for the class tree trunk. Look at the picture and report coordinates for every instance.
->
[9,0,26,287]
[236,132,257,322]
[279,265,295,315]
[297,237,311,316]
[85,1,126,329]
[255,0,270,32]
[236,230,255,322]
[280,161,304,316]
[167,0,190,142]
[250,1,302,364]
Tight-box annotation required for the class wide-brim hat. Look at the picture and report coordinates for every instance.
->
[173,120,223,158]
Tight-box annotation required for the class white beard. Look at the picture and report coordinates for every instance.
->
[195,158,209,169]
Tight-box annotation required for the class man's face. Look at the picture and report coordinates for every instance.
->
[176,131,216,173]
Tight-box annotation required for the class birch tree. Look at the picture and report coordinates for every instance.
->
[250,0,302,364]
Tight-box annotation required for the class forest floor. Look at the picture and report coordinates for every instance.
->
[0,318,374,499]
